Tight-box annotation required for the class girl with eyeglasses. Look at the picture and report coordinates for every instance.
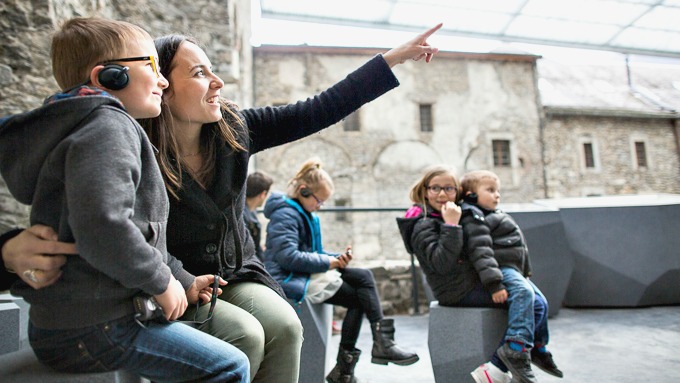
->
[398,166,561,383]
[263,157,419,383]
[399,165,515,382]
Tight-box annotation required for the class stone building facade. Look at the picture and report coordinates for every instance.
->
[539,58,680,198]
[251,47,546,263]
[249,46,680,314]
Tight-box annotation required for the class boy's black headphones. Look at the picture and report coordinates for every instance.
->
[300,188,313,198]
[98,64,130,90]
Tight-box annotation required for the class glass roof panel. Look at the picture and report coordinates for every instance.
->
[614,28,680,51]
[634,6,680,30]
[259,0,393,22]
[521,0,649,25]
[411,0,526,13]
[506,16,622,44]
[258,0,680,57]
[390,4,513,33]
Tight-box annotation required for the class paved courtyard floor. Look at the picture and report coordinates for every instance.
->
[329,305,680,383]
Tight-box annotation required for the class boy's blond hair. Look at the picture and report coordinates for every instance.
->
[51,17,152,90]
[460,170,499,196]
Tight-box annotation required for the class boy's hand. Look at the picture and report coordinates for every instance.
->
[154,277,188,321]
[441,202,462,225]
[492,289,508,304]
[187,274,227,304]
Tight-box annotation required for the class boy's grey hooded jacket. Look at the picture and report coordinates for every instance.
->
[0,88,193,329]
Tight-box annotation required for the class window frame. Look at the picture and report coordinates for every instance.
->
[419,103,433,133]
[343,110,361,132]
[492,139,512,168]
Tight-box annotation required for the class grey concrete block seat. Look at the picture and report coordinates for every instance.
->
[0,348,144,383]
[428,301,507,383]
[290,298,333,383]
[0,301,21,355]
[535,194,680,307]
[0,293,146,383]
[504,203,574,317]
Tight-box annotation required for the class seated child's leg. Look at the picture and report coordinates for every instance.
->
[530,280,550,348]
[30,317,250,382]
[527,280,563,378]
[500,267,535,348]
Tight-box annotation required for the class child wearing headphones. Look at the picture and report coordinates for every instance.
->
[459,170,562,383]
[0,17,248,382]
[263,157,419,383]
[399,166,562,383]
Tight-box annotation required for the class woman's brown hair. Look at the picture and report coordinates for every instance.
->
[138,34,246,199]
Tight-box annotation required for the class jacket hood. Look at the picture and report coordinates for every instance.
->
[0,87,123,204]
[461,201,489,221]
[263,191,291,218]
[396,216,419,254]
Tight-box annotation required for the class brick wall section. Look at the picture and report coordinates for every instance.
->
[543,114,680,197]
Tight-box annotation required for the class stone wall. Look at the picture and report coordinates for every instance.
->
[543,114,680,197]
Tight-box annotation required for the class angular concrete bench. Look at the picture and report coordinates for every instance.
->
[0,348,145,383]
[0,301,20,355]
[505,204,574,317]
[0,293,146,383]
[428,302,507,383]
[292,298,333,383]
[535,194,680,307]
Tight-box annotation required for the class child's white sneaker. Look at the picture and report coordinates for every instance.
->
[470,362,512,383]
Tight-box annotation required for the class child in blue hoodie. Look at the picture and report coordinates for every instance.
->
[263,157,419,383]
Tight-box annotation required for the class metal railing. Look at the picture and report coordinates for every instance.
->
[258,206,428,314]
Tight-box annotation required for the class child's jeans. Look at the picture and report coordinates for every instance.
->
[29,314,250,382]
[501,267,550,348]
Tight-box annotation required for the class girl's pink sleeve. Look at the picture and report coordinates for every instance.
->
[404,205,423,218]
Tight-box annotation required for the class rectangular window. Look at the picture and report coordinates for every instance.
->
[492,140,511,167]
[419,104,433,132]
[343,111,360,132]
[635,141,647,168]
[335,199,348,222]
[583,143,595,168]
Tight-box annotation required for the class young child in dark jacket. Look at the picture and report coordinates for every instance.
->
[459,170,562,383]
